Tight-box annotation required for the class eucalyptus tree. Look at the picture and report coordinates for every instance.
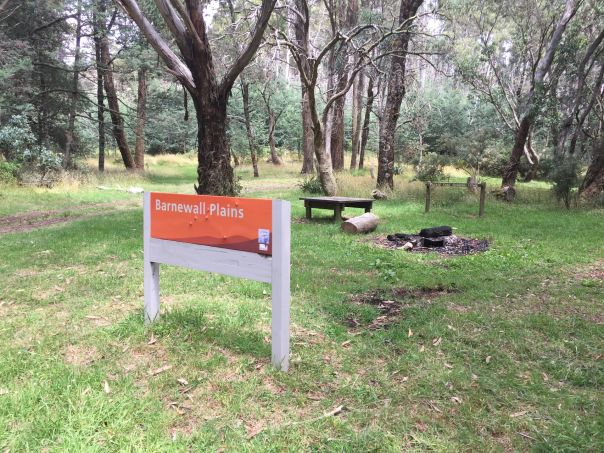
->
[376,0,424,190]
[115,0,276,195]
[292,0,315,174]
[98,1,136,169]
[499,0,580,195]
[324,0,359,171]
[280,0,407,195]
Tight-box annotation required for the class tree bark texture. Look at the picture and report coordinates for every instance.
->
[359,76,374,169]
[267,110,283,165]
[293,0,315,174]
[329,77,347,171]
[377,0,423,189]
[579,138,604,201]
[350,69,364,170]
[135,67,147,170]
[300,87,314,173]
[501,115,531,187]
[241,81,259,177]
[501,0,578,189]
[523,133,539,182]
[328,0,359,171]
[93,13,105,172]
[63,0,82,169]
[99,30,135,169]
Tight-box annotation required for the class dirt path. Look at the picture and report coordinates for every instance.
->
[0,201,140,234]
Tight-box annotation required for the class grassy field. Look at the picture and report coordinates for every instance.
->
[0,156,602,452]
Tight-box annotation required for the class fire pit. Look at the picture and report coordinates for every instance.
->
[373,225,489,256]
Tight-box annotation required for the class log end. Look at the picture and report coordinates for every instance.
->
[341,213,379,234]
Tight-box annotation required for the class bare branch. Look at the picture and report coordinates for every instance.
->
[220,0,277,97]
[114,0,195,91]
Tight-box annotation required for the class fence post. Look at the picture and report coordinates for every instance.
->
[425,182,432,213]
[479,182,486,217]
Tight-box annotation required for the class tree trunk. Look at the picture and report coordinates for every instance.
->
[359,76,374,170]
[568,63,604,156]
[192,93,237,196]
[579,138,604,201]
[523,133,539,182]
[99,31,135,169]
[350,69,364,170]
[134,67,147,170]
[329,80,346,171]
[502,115,531,187]
[267,110,283,165]
[293,0,314,174]
[300,87,314,173]
[63,0,82,169]
[501,0,578,191]
[556,29,604,156]
[93,23,105,172]
[377,0,423,189]
[328,0,358,171]
[315,133,338,196]
[241,81,259,177]
[307,84,337,195]
[35,49,49,147]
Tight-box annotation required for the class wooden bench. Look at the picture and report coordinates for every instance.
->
[300,196,374,222]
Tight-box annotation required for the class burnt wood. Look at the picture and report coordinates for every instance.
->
[419,226,452,238]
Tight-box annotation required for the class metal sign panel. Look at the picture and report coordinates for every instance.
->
[143,192,291,371]
[150,192,273,255]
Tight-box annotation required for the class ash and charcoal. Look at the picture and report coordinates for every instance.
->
[375,225,489,255]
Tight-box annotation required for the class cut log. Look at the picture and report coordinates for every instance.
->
[419,226,452,238]
[341,213,379,234]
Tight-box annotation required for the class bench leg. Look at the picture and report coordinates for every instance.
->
[364,207,371,213]
[334,205,342,222]
[305,205,312,220]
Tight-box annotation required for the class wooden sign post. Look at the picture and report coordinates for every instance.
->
[143,192,291,371]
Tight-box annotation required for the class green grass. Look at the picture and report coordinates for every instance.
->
[0,158,602,451]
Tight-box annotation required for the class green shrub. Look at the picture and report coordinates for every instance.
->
[550,157,580,209]
[0,115,62,181]
[299,175,323,194]
[0,161,19,184]
[413,152,445,182]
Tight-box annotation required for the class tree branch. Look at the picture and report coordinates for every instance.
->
[114,0,195,91]
[220,0,277,97]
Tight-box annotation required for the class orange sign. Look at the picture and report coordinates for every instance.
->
[150,193,273,255]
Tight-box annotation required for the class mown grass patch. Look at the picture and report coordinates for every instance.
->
[0,160,602,451]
